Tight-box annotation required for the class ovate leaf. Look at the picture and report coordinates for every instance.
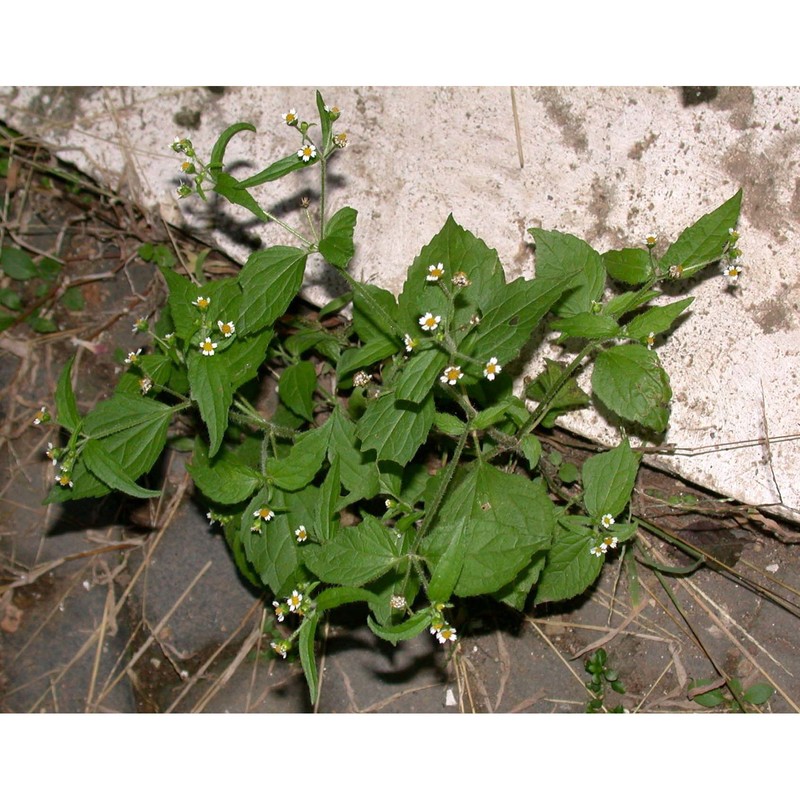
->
[319,206,357,269]
[582,438,641,520]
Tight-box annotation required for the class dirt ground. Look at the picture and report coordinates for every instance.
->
[2,125,800,714]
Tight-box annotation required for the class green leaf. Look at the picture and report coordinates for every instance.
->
[492,551,547,610]
[159,265,200,342]
[603,248,654,285]
[462,270,582,368]
[558,462,580,483]
[316,90,333,152]
[396,347,448,404]
[60,286,84,311]
[226,328,274,391]
[212,172,270,221]
[470,398,521,431]
[525,358,591,427]
[303,515,403,587]
[423,463,554,599]
[315,586,379,613]
[528,228,606,316]
[551,312,621,341]
[367,609,435,645]
[267,420,332,491]
[187,439,262,505]
[742,682,775,706]
[434,412,466,437]
[55,356,81,433]
[337,339,397,380]
[520,434,542,470]
[237,246,307,336]
[314,456,340,543]
[82,394,175,439]
[82,439,161,499]
[397,215,505,343]
[235,154,312,188]
[209,122,256,175]
[0,288,22,311]
[624,298,694,342]
[188,350,233,458]
[327,406,380,501]
[28,315,58,333]
[299,615,320,703]
[582,439,641,519]
[351,280,398,347]
[278,361,317,422]
[240,488,307,595]
[592,344,672,433]
[356,392,434,466]
[535,517,604,604]
[661,190,742,276]
[604,289,661,319]
[319,206,357,269]
[0,247,37,279]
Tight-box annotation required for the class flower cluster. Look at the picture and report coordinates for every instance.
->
[591,514,620,557]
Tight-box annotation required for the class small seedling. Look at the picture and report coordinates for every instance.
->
[584,648,626,712]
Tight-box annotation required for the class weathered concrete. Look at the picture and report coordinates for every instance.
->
[1,86,798,521]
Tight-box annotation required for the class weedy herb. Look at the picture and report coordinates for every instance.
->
[689,677,775,711]
[40,92,744,702]
[584,648,626,712]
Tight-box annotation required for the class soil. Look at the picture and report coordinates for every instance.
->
[2,126,800,714]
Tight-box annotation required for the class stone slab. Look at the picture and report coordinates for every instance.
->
[1,86,798,521]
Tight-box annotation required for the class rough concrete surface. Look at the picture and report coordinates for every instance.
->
[1,85,798,521]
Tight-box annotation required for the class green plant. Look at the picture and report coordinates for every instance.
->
[584,648,626,712]
[689,677,775,711]
[39,91,744,702]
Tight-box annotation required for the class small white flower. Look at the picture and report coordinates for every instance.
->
[645,234,657,247]
[601,514,615,529]
[56,471,73,488]
[124,349,142,365]
[294,525,308,543]
[333,132,348,148]
[418,312,441,332]
[451,271,470,287]
[270,641,289,659]
[272,600,285,622]
[297,143,317,162]
[426,263,445,282]
[435,625,457,644]
[722,262,742,282]
[206,511,216,526]
[729,227,740,240]
[254,507,275,522]
[33,406,48,425]
[353,371,371,387]
[282,108,298,125]
[390,595,406,610]
[199,337,217,357]
[192,296,211,310]
[483,357,501,381]
[440,365,463,385]
[590,545,604,558]
[132,317,148,333]
[668,264,684,279]
[603,535,619,550]
[139,377,153,395]
[287,590,303,612]
[646,332,655,350]
[403,333,418,352]
[217,320,235,338]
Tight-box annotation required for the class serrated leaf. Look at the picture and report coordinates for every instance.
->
[299,615,320,703]
[303,515,403,587]
[624,297,694,342]
[226,328,274,391]
[492,551,547,610]
[396,347,448,403]
[83,439,161,498]
[82,394,175,439]
[397,215,505,344]
[240,488,307,595]
[535,517,603,604]
[212,172,270,221]
[237,246,307,335]
[423,463,554,600]
[327,406,380,501]
[356,392,434,466]
[209,122,256,174]
[315,586,379,613]
[235,154,312,188]
[582,438,641,519]
[529,228,606,316]
[592,344,672,433]
[187,438,262,505]
[188,350,232,457]
[462,271,582,368]
[159,266,200,341]
[279,361,317,422]
[352,282,399,344]
[551,312,621,341]
[603,248,654,285]
[319,206,357,269]
[337,339,398,380]
[367,609,434,644]
[525,358,591,427]
[55,356,81,432]
[661,190,742,275]
[267,421,332,491]
[314,456,340,543]
[604,289,661,319]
